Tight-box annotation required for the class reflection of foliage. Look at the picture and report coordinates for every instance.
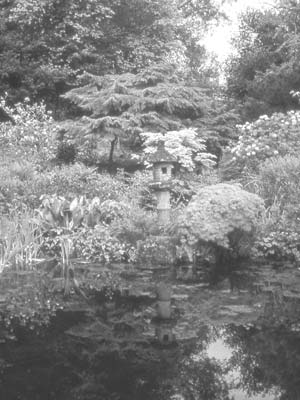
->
[174,356,230,400]
[222,324,300,400]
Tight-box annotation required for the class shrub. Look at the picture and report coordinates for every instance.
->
[0,163,150,209]
[251,155,300,211]
[171,183,264,267]
[112,207,161,245]
[55,142,77,164]
[226,110,300,176]
[135,235,176,265]
[0,96,59,167]
[0,160,35,211]
[74,225,136,264]
[243,155,300,264]
[27,164,120,205]
[141,128,216,171]
[255,227,300,263]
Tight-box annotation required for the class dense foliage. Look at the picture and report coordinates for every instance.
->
[141,128,216,171]
[2,0,300,284]
[0,0,222,113]
[0,96,58,165]
[226,110,300,175]
[61,63,238,167]
[171,183,264,267]
[226,0,300,119]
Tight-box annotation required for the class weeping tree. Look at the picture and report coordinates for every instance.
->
[59,63,239,169]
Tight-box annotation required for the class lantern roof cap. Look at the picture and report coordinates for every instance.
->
[148,141,177,164]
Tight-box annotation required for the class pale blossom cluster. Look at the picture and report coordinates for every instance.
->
[230,110,300,168]
[0,96,58,162]
[141,128,216,171]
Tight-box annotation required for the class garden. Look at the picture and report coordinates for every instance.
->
[1,1,300,399]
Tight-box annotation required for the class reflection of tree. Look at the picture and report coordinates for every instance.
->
[156,325,231,400]
[221,324,300,400]
[172,356,231,400]
[88,341,231,400]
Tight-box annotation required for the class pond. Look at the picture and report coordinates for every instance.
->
[0,261,300,399]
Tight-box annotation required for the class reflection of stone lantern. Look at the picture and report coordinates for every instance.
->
[148,141,177,225]
[155,324,175,345]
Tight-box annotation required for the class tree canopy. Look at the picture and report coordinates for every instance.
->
[225,0,300,119]
[0,0,222,114]
[60,63,239,169]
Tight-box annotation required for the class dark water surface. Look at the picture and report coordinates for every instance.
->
[0,263,300,399]
[1,322,300,400]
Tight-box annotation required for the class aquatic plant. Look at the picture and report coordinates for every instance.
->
[0,208,43,272]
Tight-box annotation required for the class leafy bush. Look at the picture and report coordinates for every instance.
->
[141,128,216,171]
[171,183,264,265]
[255,228,300,263]
[135,235,175,265]
[227,110,300,175]
[0,159,39,212]
[241,155,300,264]
[0,163,150,209]
[74,225,136,264]
[112,208,161,245]
[248,155,300,211]
[0,96,58,166]
[37,194,138,263]
[30,165,128,205]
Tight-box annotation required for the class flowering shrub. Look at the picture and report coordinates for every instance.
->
[255,229,300,262]
[229,111,300,172]
[141,128,216,171]
[0,96,59,165]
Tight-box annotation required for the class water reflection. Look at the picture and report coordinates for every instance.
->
[168,324,300,400]
[1,320,299,400]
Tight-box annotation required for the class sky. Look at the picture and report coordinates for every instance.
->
[203,0,276,61]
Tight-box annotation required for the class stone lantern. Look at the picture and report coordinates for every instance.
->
[148,141,177,225]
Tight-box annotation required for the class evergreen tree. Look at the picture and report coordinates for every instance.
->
[60,63,239,169]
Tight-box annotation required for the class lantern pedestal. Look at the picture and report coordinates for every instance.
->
[148,141,177,226]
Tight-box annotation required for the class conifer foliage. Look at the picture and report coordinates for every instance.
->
[61,63,220,167]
